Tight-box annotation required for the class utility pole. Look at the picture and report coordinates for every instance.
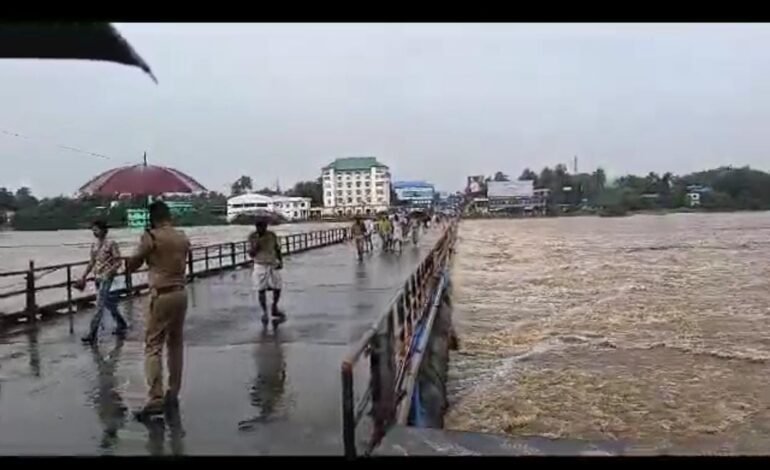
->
[573,155,578,174]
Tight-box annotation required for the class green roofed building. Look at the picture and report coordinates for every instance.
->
[321,157,391,216]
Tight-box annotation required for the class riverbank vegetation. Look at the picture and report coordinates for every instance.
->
[0,190,228,231]
[0,174,325,231]
[481,165,770,216]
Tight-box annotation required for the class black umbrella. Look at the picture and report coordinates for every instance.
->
[0,22,156,82]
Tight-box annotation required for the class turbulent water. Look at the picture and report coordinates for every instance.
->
[446,213,770,454]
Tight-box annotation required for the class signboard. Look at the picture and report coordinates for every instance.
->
[395,187,433,202]
[487,180,534,198]
[465,175,485,196]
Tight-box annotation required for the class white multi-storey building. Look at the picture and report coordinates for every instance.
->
[226,193,311,222]
[321,157,391,216]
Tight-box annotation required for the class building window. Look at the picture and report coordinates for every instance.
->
[347,183,352,188]
[355,181,361,187]
[376,181,384,187]
[347,198,353,204]
[336,191,343,197]
[376,189,384,195]
[356,189,361,195]
[325,191,331,197]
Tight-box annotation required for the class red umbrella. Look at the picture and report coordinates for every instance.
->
[0,22,156,82]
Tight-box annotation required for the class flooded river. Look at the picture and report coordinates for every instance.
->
[446,213,770,454]
[0,222,346,314]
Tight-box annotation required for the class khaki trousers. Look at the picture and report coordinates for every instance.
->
[144,289,188,406]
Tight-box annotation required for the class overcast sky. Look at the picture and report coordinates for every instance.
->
[2,23,770,197]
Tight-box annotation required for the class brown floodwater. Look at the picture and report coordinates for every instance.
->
[446,213,770,454]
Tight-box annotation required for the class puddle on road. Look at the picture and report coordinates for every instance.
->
[446,214,770,454]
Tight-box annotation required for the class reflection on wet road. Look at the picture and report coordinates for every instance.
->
[88,339,128,451]
[239,331,288,430]
[0,229,442,455]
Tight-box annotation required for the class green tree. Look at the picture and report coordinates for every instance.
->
[492,171,510,182]
[0,187,15,210]
[255,187,280,196]
[230,175,253,196]
[14,187,38,209]
[285,178,323,206]
[519,168,538,182]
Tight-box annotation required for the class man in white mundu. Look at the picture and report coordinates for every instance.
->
[248,219,286,327]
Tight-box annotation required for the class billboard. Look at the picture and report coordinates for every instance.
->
[466,175,485,196]
[395,187,433,201]
[487,180,534,198]
[393,181,435,206]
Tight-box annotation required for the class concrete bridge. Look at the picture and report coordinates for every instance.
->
[0,229,443,455]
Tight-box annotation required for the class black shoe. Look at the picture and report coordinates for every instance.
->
[260,315,269,327]
[133,403,164,422]
[271,309,287,327]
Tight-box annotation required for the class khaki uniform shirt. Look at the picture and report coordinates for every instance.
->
[131,223,191,290]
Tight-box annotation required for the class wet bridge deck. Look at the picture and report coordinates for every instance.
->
[0,230,442,455]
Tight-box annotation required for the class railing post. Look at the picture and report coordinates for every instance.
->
[124,258,133,296]
[304,233,309,251]
[66,264,73,312]
[369,334,384,444]
[204,247,209,272]
[218,244,223,269]
[25,260,36,323]
[341,365,357,459]
[187,249,194,279]
[230,242,236,266]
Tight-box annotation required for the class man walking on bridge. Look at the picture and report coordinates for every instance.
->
[376,214,392,253]
[126,201,191,419]
[351,215,366,261]
[77,220,128,344]
[248,219,286,327]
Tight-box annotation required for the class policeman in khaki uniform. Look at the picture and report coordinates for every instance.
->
[126,201,191,419]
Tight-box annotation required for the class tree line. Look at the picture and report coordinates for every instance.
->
[229,175,323,205]
[477,164,770,213]
[0,187,228,231]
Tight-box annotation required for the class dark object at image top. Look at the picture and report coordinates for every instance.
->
[0,22,156,82]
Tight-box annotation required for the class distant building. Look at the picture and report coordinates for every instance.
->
[392,181,435,208]
[486,180,548,215]
[226,193,311,223]
[321,157,391,216]
[685,185,712,208]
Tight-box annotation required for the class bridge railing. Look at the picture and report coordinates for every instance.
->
[0,227,350,327]
[340,220,458,458]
